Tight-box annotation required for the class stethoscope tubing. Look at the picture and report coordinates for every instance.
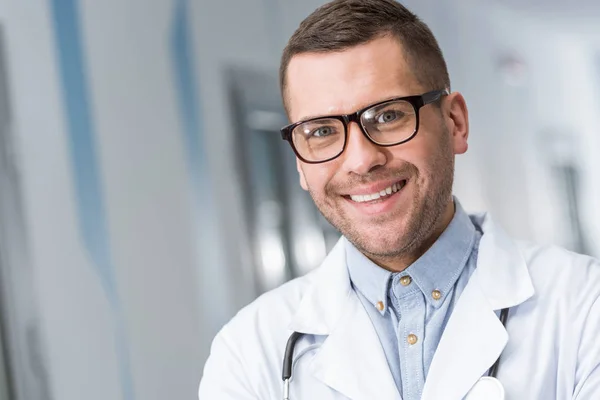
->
[282,332,303,400]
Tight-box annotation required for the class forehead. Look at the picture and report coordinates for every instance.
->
[286,36,423,122]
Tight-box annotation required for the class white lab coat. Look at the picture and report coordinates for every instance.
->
[199,213,600,399]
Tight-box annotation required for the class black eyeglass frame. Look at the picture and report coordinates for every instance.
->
[280,89,449,164]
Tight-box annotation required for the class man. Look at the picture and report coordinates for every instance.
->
[199,0,600,399]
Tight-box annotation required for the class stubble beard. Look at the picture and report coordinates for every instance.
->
[307,130,455,265]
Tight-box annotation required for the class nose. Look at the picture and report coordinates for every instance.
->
[340,122,387,175]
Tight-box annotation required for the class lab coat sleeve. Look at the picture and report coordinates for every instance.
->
[198,325,258,400]
[573,277,600,399]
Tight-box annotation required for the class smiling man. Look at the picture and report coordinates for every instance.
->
[283,34,460,273]
[199,1,600,399]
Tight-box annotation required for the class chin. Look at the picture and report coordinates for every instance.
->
[346,224,411,258]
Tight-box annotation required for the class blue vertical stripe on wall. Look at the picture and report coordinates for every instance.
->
[49,1,135,399]
[172,0,230,328]
[171,0,203,178]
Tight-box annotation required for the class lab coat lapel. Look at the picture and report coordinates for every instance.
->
[422,213,534,400]
[289,237,400,400]
[310,289,400,400]
[421,269,508,400]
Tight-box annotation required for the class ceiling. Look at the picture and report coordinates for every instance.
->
[495,0,600,40]
[496,0,600,18]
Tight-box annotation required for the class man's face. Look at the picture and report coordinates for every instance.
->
[285,35,468,266]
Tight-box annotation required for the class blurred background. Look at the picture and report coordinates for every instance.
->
[0,0,598,399]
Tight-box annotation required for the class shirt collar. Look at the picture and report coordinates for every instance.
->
[346,198,477,315]
[395,199,476,309]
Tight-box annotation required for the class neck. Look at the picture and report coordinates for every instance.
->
[371,200,456,272]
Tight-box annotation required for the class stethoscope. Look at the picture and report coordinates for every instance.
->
[282,308,510,400]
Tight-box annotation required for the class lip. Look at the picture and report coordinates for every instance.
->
[343,179,409,215]
[344,178,408,197]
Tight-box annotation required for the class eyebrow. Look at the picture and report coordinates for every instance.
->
[296,112,332,122]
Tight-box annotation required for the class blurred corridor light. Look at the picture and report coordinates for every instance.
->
[294,228,327,275]
[258,230,287,290]
[256,201,287,290]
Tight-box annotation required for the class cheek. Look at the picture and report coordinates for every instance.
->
[414,127,447,158]
[391,132,450,185]
[302,164,337,196]
[390,135,435,171]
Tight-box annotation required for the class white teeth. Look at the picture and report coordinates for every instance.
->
[349,181,406,203]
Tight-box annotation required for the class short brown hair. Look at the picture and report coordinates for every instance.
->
[280,0,450,111]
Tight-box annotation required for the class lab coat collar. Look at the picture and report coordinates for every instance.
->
[289,212,534,332]
[288,237,351,335]
[469,212,535,309]
[288,212,535,400]
[422,213,535,400]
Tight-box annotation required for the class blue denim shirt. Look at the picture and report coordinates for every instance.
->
[346,201,482,400]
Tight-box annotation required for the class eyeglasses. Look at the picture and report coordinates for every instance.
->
[280,89,449,164]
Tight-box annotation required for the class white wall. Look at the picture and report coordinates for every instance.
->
[0,0,209,398]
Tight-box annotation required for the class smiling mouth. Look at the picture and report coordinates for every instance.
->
[346,180,407,203]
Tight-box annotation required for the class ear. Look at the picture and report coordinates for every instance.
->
[297,159,308,191]
[445,92,469,155]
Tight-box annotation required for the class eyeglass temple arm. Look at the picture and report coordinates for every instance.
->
[422,89,450,105]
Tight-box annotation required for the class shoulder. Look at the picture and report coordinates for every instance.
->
[225,269,318,337]
[210,267,321,363]
[470,212,600,300]
[199,269,320,398]
[514,241,600,331]
[518,241,600,298]
[218,237,348,341]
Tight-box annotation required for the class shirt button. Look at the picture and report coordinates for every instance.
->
[376,301,384,311]
[432,289,442,300]
[400,276,412,286]
[407,334,418,345]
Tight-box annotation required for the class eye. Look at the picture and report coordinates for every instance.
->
[375,110,405,124]
[310,126,335,138]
